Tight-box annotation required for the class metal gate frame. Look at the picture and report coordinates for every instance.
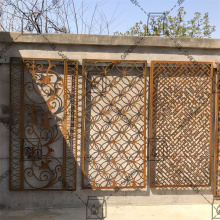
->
[214,62,220,196]
[149,61,213,188]
[81,59,148,189]
[9,58,78,191]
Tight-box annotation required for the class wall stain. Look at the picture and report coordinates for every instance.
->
[0,105,9,129]
[1,104,9,114]
[0,117,9,129]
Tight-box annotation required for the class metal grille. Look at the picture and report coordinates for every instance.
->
[150,61,213,188]
[214,63,220,196]
[82,60,147,189]
[10,58,78,190]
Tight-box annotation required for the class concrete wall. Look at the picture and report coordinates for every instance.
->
[0,32,220,210]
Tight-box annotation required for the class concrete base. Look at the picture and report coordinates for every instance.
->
[0,204,212,220]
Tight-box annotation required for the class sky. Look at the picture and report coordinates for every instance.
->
[85,0,220,38]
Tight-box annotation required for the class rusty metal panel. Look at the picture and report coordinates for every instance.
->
[82,59,147,189]
[10,58,78,190]
[214,63,220,196]
[150,61,213,188]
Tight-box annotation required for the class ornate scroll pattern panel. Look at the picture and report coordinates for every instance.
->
[214,63,220,196]
[10,58,78,190]
[82,60,147,189]
[150,61,212,188]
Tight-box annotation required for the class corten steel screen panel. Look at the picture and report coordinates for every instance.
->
[82,60,147,189]
[150,61,213,188]
[9,58,78,190]
[214,63,220,196]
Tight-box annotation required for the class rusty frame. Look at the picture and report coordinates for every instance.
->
[9,58,78,191]
[82,59,147,189]
[150,61,213,188]
[214,63,220,196]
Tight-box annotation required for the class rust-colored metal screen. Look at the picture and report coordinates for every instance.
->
[150,61,213,188]
[82,59,147,189]
[214,63,220,196]
[10,58,78,190]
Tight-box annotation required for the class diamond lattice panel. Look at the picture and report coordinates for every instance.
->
[82,60,148,189]
[150,61,213,188]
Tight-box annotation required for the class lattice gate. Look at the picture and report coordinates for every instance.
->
[150,61,213,188]
[10,58,78,190]
[82,60,148,189]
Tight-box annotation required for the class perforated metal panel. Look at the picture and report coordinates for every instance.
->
[150,61,213,188]
[82,60,148,189]
[10,58,78,190]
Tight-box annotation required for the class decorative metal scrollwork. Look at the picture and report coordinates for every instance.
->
[10,58,78,190]
[82,60,148,189]
[150,61,213,188]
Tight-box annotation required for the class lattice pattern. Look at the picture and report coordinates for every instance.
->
[10,58,78,190]
[82,60,147,189]
[10,58,23,189]
[214,63,220,196]
[150,61,212,188]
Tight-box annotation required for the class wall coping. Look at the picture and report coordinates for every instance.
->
[0,32,220,49]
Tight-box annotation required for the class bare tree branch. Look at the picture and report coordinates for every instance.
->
[1,0,119,35]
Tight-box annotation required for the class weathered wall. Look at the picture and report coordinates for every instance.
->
[0,32,220,210]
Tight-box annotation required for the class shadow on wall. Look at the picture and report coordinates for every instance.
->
[0,32,14,130]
